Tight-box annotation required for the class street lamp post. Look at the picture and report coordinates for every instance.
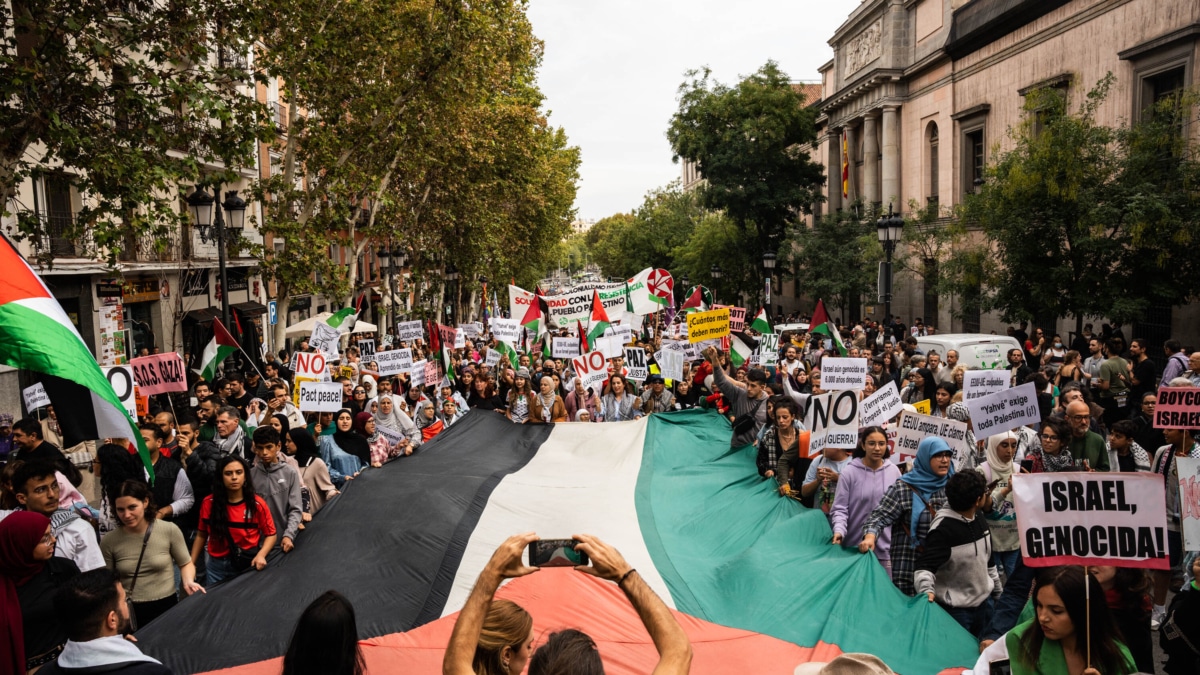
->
[187,184,247,330]
[762,251,776,312]
[710,264,722,305]
[875,204,904,333]
[443,264,459,324]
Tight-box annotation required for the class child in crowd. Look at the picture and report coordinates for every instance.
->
[1106,419,1151,473]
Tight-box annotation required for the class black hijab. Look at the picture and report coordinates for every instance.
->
[272,412,290,438]
[331,408,371,465]
[287,428,320,467]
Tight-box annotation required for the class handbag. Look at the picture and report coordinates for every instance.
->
[229,500,262,573]
[125,521,154,632]
[731,397,765,436]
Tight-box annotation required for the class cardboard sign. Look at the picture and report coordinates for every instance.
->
[573,350,609,393]
[101,366,139,422]
[965,382,1040,437]
[459,323,483,338]
[490,318,521,345]
[293,352,331,381]
[892,411,969,466]
[803,390,860,457]
[135,392,150,418]
[963,370,1010,402]
[820,358,868,390]
[130,353,189,396]
[22,383,50,412]
[310,322,341,359]
[716,305,746,332]
[912,399,931,415]
[552,337,581,359]
[397,320,425,342]
[410,360,428,387]
[375,349,413,376]
[357,338,376,360]
[424,360,439,385]
[624,348,648,382]
[1014,473,1169,569]
[658,349,684,382]
[1179,457,1200,550]
[1154,387,1200,429]
[757,333,779,366]
[594,335,624,360]
[298,381,344,412]
[860,381,903,427]
[686,307,730,344]
[603,324,634,345]
[485,349,502,367]
[376,423,405,447]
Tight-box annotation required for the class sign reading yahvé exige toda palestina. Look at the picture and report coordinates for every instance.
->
[1014,473,1169,569]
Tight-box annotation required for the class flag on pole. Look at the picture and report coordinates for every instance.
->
[749,308,771,334]
[624,281,634,313]
[680,286,708,314]
[0,239,155,481]
[520,287,547,339]
[810,299,847,356]
[493,340,519,369]
[327,302,360,333]
[730,332,759,368]
[841,131,850,199]
[586,290,611,346]
[576,320,590,354]
[199,319,240,381]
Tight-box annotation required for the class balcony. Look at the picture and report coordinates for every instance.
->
[272,101,287,133]
[43,212,81,258]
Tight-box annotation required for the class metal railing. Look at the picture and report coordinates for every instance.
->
[272,101,287,132]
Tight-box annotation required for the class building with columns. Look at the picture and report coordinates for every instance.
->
[808,0,1200,351]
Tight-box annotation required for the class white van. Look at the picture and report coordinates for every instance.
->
[915,334,1022,370]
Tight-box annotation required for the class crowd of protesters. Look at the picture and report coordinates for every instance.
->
[1,308,1198,674]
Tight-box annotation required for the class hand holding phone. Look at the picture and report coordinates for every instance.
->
[1019,459,1034,473]
[527,539,589,568]
[570,533,633,583]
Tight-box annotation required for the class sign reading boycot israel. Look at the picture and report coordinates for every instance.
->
[508,268,670,328]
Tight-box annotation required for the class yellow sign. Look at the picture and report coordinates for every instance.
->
[913,399,932,415]
[687,307,731,344]
[292,376,323,407]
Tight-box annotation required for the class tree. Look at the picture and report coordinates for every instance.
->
[667,61,825,264]
[670,210,758,304]
[584,183,701,280]
[788,208,881,320]
[953,75,1200,332]
[1,0,268,265]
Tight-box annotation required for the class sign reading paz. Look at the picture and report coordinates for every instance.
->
[573,350,609,393]
[1014,473,1169,569]
[804,391,860,457]
[298,382,344,412]
[686,307,730,344]
[819,358,868,390]
[623,348,648,382]
[965,382,1040,437]
[1154,387,1200,429]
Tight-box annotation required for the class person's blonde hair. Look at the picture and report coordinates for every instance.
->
[473,600,533,675]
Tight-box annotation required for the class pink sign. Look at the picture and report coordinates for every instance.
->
[130,353,189,396]
[1154,387,1200,429]
[424,359,439,385]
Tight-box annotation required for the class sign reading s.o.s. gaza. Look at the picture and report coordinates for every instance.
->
[1014,473,1169,569]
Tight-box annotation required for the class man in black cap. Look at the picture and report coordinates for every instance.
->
[639,374,675,415]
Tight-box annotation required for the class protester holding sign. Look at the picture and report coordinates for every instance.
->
[978,431,1022,578]
[703,346,769,447]
[1150,426,1200,626]
[373,395,421,449]
[830,427,900,576]
[800,440,852,516]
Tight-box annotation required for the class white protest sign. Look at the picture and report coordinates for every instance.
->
[485,349,502,367]
[101,366,139,422]
[860,380,903,427]
[624,348,648,382]
[1014,473,1169,569]
[1178,457,1200,551]
[662,339,686,353]
[376,423,405,447]
[410,360,427,387]
[757,333,779,366]
[594,335,624,360]
[397,320,425,342]
[658,350,684,382]
[490,318,521,345]
[573,350,609,393]
[552,337,581,359]
[892,411,969,466]
[375,349,413,376]
[459,323,482,338]
[292,352,331,381]
[966,382,1040,438]
[804,390,860,457]
[603,324,633,345]
[298,381,344,412]
[454,330,466,349]
[22,383,50,412]
[820,358,868,391]
[963,370,1010,401]
[310,322,341,359]
[357,338,376,360]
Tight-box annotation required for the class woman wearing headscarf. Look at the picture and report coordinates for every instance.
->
[529,374,568,424]
[945,401,980,470]
[980,430,1021,578]
[284,429,339,515]
[354,412,404,468]
[1,511,80,673]
[415,400,445,442]
[861,436,955,596]
[505,369,533,423]
[564,377,599,422]
[317,409,368,484]
[374,394,421,449]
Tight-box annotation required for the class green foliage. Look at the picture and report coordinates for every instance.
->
[667,61,825,252]
[788,207,882,314]
[953,75,1200,326]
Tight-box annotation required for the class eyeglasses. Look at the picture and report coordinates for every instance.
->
[1068,414,1090,421]
[1039,434,1060,441]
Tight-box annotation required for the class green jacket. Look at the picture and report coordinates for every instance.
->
[1005,618,1134,675]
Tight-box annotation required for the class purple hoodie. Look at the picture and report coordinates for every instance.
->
[829,457,901,561]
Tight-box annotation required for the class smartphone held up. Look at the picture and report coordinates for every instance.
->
[528,539,589,568]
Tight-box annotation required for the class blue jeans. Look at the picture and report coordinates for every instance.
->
[940,602,991,638]
[205,552,235,586]
[993,549,1020,581]
[981,555,1036,642]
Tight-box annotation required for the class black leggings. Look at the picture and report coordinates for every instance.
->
[133,594,179,630]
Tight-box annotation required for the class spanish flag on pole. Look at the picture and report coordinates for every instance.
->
[841,131,850,199]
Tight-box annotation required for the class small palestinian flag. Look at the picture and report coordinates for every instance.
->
[680,286,711,314]
[327,297,362,333]
[749,308,771,334]
[199,319,239,381]
[576,320,590,354]
[586,290,611,346]
[730,331,759,368]
[493,340,519,369]
[810,299,847,356]
[520,288,548,339]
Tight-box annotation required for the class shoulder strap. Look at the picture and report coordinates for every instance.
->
[127,521,155,599]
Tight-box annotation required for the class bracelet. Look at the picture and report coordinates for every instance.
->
[618,568,637,587]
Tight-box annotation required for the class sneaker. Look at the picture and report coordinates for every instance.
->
[1151,607,1166,631]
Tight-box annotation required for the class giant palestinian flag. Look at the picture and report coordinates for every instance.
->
[137,411,976,674]
[0,239,154,478]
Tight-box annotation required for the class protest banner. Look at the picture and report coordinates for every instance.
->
[459,323,482,338]
[686,307,730,344]
[912,399,931,415]
[624,348,648,381]
[490,318,521,345]
[552,337,581,359]
[376,423,405,447]
[424,360,439,385]
[804,390,860,457]
[962,370,1010,401]
[130,353,188,396]
[1014,473,1169,569]
[397,320,425,342]
[965,382,1040,437]
[410,360,427,387]
[1180,457,1200,550]
[1154,387,1200,429]
[357,338,376,360]
[820,358,868,390]
[594,335,624,360]
[508,270,665,329]
[714,305,746,332]
[892,411,968,466]
[437,324,457,348]
[374,349,413,376]
[860,381,903,427]
[101,366,139,422]
[22,383,49,412]
[603,324,633,345]
[757,333,779,366]
[661,339,686,353]
[574,350,609,393]
[485,349,502,367]
[298,381,344,413]
[136,393,150,418]
[658,350,684,382]
[310,322,341,358]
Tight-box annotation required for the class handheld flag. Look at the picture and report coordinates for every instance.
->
[810,299,847,356]
[576,320,590,354]
[327,303,360,333]
[749,308,771,334]
[0,239,154,481]
[730,331,759,368]
[586,290,611,346]
[199,319,239,381]
[680,286,711,314]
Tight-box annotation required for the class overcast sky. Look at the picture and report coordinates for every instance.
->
[527,1,854,221]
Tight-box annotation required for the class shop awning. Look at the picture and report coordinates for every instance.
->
[231,301,268,317]
[184,307,219,324]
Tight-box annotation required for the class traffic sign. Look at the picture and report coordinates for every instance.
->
[268,300,278,325]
